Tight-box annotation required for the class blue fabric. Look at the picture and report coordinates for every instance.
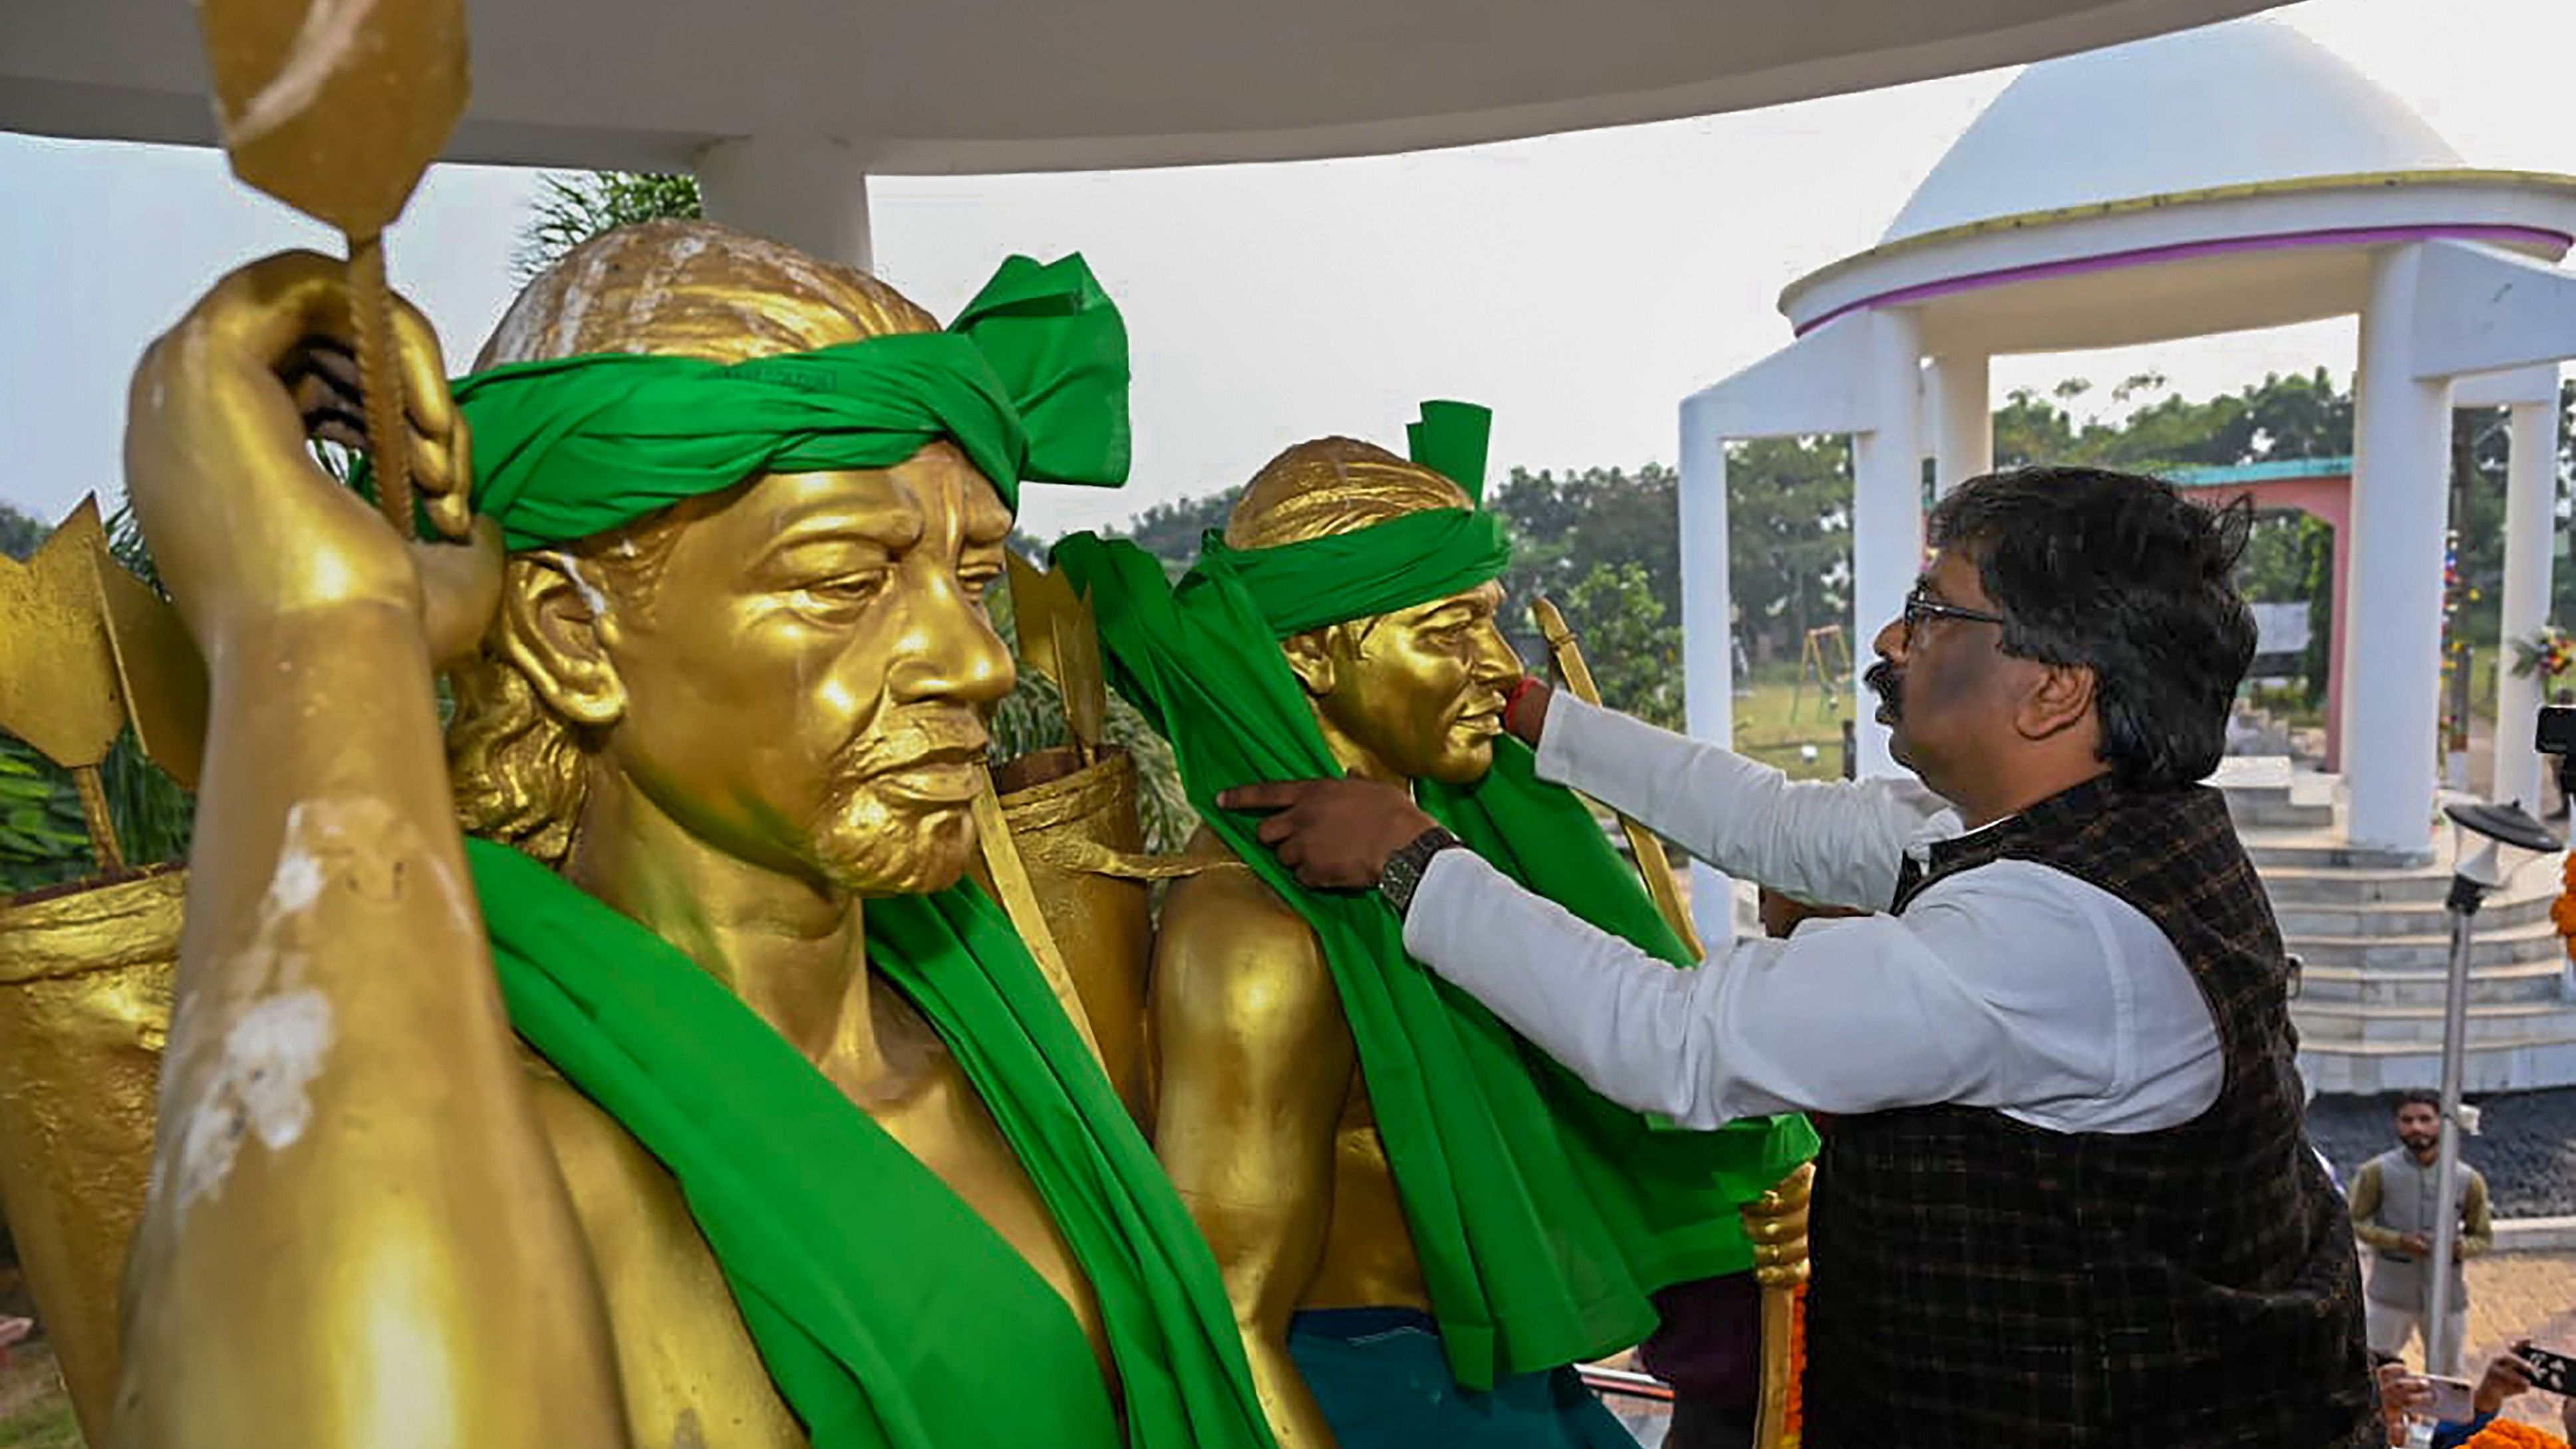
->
[2432,1410,2494,1449]
[1287,1309,1638,1449]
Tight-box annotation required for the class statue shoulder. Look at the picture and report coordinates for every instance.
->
[1155,853,1344,1046]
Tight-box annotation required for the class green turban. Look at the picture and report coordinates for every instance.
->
[438,252,1129,550]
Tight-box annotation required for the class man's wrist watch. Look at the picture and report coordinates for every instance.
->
[1377,825,1463,916]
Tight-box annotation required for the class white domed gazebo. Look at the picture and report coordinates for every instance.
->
[1679,17,2576,929]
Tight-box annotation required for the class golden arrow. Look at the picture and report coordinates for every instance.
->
[198,0,472,537]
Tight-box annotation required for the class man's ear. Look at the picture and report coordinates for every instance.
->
[498,552,628,729]
[1280,626,1340,700]
[2015,660,2096,744]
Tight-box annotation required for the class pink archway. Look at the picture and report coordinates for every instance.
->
[2173,459,2353,769]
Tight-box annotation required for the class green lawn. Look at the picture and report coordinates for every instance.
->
[0,1344,80,1449]
[1732,668,1854,782]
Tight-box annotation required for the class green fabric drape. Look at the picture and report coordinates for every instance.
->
[1201,508,1512,639]
[1403,400,1494,505]
[1052,529,1818,1392]
[467,839,1274,1449]
[433,252,1126,546]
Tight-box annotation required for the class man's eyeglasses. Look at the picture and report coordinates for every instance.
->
[1901,587,2007,636]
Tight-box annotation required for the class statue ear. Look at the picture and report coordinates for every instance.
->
[1279,626,1338,699]
[498,552,629,729]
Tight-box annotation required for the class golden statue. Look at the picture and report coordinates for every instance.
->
[1050,436,1820,1449]
[5,219,1270,1449]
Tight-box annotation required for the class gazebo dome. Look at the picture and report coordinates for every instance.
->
[1884,17,2462,243]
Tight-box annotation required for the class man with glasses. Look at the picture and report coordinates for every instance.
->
[1222,467,2376,1447]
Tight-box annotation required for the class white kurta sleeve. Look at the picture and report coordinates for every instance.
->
[1399,845,2221,1133]
[1529,693,1944,911]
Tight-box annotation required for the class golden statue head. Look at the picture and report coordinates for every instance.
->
[448,219,1015,896]
[1227,438,1522,787]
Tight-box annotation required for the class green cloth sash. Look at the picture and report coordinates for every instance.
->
[440,253,1127,547]
[1052,527,1818,1392]
[465,839,1274,1449]
[1203,509,1514,639]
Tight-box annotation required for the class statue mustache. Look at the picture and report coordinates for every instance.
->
[829,711,991,782]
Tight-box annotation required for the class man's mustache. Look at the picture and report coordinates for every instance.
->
[1864,660,1903,718]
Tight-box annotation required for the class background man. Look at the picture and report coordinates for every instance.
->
[2350,1089,2496,1371]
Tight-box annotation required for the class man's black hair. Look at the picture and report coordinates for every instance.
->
[2394,1087,2442,1113]
[1929,467,2255,791]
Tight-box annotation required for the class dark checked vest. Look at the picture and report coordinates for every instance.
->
[1801,775,2376,1449]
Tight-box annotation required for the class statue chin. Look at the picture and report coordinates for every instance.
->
[1417,729,1501,787]
[814,802,980,898]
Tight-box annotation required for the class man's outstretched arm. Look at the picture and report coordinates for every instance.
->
[1514,684,1939,912]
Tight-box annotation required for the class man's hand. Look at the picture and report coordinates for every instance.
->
[2400,1231,2433,1256]
[1218,779,1439,890]
[1505,677,1554,748]
[2473,1351,2537,1414]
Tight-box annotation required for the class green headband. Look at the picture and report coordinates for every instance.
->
[1191,402,1512,637]
[438,252,1128,550]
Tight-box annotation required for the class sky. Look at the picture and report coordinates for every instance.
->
[5,0,2575,543]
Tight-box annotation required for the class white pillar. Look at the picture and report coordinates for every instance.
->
[2495,394,2561,812]
[1928,352,1992,495]
[2345,245,2453,854]
[1850,308,1925,778]
[1678,392,1737,946]
[692,136,875,272]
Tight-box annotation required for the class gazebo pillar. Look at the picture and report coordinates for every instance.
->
[2494,381,2563,813]
[693,136,876,272]
[1928,352,1992,494]
[2345,244,2452,855]
[1677,394,1737,946]
[1850,307,1925,777]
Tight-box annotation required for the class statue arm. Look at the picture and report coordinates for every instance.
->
[1152,868,1352,1449]
[112,253,626,1449]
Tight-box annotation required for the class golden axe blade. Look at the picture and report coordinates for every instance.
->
[0,499,205,1440]
[1006,549,1106,755]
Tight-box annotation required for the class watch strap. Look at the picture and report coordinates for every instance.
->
[1377,825,1463,916]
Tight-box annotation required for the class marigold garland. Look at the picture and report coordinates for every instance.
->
[2555,853,2576,962]
[2464,1420,2569,1449]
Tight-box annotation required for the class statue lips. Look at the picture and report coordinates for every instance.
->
[847,714,990,809]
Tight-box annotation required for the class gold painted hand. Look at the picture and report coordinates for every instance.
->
[124,251,497,665]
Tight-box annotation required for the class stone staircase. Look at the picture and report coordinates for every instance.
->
[2215,757,2576,1093]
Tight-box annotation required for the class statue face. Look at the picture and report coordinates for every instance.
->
[1308,581,1522,786]
[596,443,1015,896]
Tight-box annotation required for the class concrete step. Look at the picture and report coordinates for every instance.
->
[2291,999,2576,1047]
[2230,798,2337,830]
[2244,838,2439,870]
[2216,757,2339,829]
[2259,865,2461,906]
[2285,918,2568,971]
[2273,889,2556,936]
[2295,958,2573,1007]
[2298,1033,2576,1093]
